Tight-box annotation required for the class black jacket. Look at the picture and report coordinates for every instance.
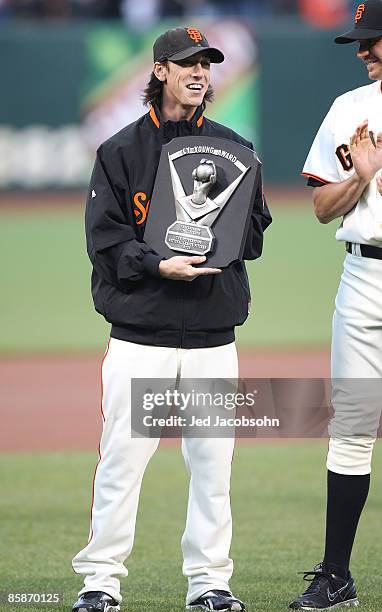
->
[86,104,272,349]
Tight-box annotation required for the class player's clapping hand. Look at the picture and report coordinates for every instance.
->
[159,255,221,281]
[350,119,382,184]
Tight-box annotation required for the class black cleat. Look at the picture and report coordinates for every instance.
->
[289,563,359,609]
[72,591,120,612]
[187,589,246,611]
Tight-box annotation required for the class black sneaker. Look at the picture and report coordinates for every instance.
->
[289,563,359,609]
[187,589,246,611]
[72,591,120,612]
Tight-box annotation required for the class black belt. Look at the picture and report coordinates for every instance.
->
[346,242,382,260]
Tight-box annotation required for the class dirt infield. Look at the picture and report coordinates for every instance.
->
[0,348,329,452]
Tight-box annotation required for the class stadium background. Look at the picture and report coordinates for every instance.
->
[1,1,382,611]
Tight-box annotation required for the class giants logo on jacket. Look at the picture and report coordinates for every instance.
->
[133,192,151,225]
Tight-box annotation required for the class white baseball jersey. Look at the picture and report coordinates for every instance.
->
[302,80,382,246]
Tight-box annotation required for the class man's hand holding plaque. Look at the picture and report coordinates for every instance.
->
[159,255,222,281]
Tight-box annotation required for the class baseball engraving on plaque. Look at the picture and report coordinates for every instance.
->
[165,156,249,256]
[165,158,217,256]
[144,136,261,268]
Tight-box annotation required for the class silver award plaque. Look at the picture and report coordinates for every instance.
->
[143,136,261,268]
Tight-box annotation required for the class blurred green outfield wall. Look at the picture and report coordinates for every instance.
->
[0,19,259,188]
[259,20,369,182]
[0,24,86,126]
[0,18,371,187]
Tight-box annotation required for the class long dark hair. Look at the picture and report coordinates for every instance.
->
[142,64,214,109]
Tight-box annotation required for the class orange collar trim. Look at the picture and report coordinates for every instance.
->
[149,106,160,129]
[149,105,204,129]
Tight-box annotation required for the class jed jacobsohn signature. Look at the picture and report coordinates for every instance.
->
[142,414,280,428]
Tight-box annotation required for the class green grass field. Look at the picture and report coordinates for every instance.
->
[0,201,344,353]
[1,442,382,612]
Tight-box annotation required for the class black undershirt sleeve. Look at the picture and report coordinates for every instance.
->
[307,177,326,188]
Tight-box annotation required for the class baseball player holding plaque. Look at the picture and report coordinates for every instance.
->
[72,26,271,612]
[290,1,382,609]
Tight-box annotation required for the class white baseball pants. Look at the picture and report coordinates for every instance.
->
[72,338,238,605]
[329,252,382,475]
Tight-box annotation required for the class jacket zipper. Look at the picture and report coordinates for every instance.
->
[180,282,186,348]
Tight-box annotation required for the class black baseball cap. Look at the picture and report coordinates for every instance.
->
[153,27,224,63]
[335,0,382,43]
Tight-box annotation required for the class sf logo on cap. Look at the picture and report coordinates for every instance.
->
[187,27,202,43]
[355,3,365,22]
